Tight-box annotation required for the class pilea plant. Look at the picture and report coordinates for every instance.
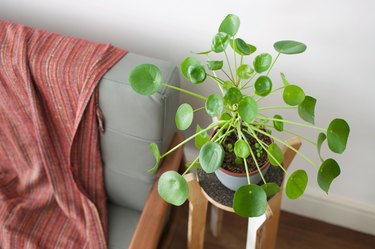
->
[128,14,350,217]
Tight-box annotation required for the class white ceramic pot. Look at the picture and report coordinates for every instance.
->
[215,162,270,191]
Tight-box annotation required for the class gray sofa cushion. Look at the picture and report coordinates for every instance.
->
[107,203,140,249]
[99,53,179,211]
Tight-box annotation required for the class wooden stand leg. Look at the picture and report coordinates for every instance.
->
[259,193,282,249]
[185,173,208,249]
[209,205,224,237]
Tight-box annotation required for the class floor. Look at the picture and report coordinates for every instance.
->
[160,203,375,249]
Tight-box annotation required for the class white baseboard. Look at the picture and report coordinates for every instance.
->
[281,188,375,236]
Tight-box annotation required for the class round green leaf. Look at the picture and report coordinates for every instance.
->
[234,139,251,158]
[199,141,225,173]
[219,14,240,37]
[195,124,209,149]
[273,114,284,132]
[254,76,272,96]
[238,96,258,124]
[188,65,206,84]
[327,119,350,154]
[205,94,224,117]
[158,171,188,206]
[261,183,281,197]
[286,170,308,200]
[222,81,233,93]
[283,85,305,106]
[175,103,193,130]
[220,112,232,121]
[267,143,284,166]
[224,87,243,105]
[129,64,162,96]
[318,158,341,194]
[148,143,161,173]
[231,38,251,55]
[180,57,206,84]
[207,60,223,70]
[274,40,307,55]
[233,184,267,217]
[211,32,230,53]
[298,96,316,124]
[317,132,327,162]
[236,64,254,80]
[253,53,272,73]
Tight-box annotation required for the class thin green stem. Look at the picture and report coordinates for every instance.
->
[257,115,326,132]
[224,50,235,82]
[207,74,225,84]
[259,106,297,111]
[161,121,225,158]
[221,69,233,82]
[245,127,288,174]
[241,73,257,89]
[243,158,251,185]
[252,127,319,169]
[193,107,205,113]
[256,86,285,102]
[162,84,207,100]
[266,52,280,76]
[253,122,317,146]
[182,156,199,176]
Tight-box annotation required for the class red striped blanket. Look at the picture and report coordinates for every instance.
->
[0,21,126,248]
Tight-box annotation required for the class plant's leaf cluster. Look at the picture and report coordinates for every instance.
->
[128,13,350,218]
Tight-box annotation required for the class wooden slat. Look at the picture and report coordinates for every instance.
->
[185,173,209,249]
[128,133,184,249]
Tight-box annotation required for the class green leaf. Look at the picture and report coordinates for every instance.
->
[207,60,223,70]
[222,81,233,93]
[148,143,161,173]
[175,103,193,130]
[286,170,308,200]
[253,53,272,73]
[274,40,307,55]
[298,96,316,124]
[238,96,258,124]
[199,141,225,173]
[224,87,243,105]
[230,38,252,55]
[273,114,284,132]
[129,64,163,96]
[254,76,272,96]
[158,171,188,206]
[280,73,290,86]
[195,125,209,149]
[267,143,284,166]
[233,184,267,217]
[318,158,341,194]
[236,64,254,80]
[261,183,281,197]
[317,133,326,162]
[205,94,224,117]
[219,14,240,36]
[192,50,211,55]
[211,32,230,53]
[283,85,305,106]
[234,139,251,158]
[327,119,350,154]
[220,112,232,121]
[180,57,206,84]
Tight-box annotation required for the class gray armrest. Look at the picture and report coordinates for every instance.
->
[98,52,180,211]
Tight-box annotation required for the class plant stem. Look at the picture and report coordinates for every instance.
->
[253,122,317,146]
[252,127,319,169]
[256,86,285,102]
[193,107,205,113]
[221,69,233,82]
[224,50,235,82]
[207,74,225,85]
[182,156,199,176]
[241,73,257,89]
[243,158,251,185]
[162,84,207,101]
[266,52,280,76]
[259,106,297,111]
[257,115,326,132]
[161,121,225,158]
[245,127,288,174]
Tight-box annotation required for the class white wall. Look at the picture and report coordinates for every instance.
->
[2,0,374,233]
